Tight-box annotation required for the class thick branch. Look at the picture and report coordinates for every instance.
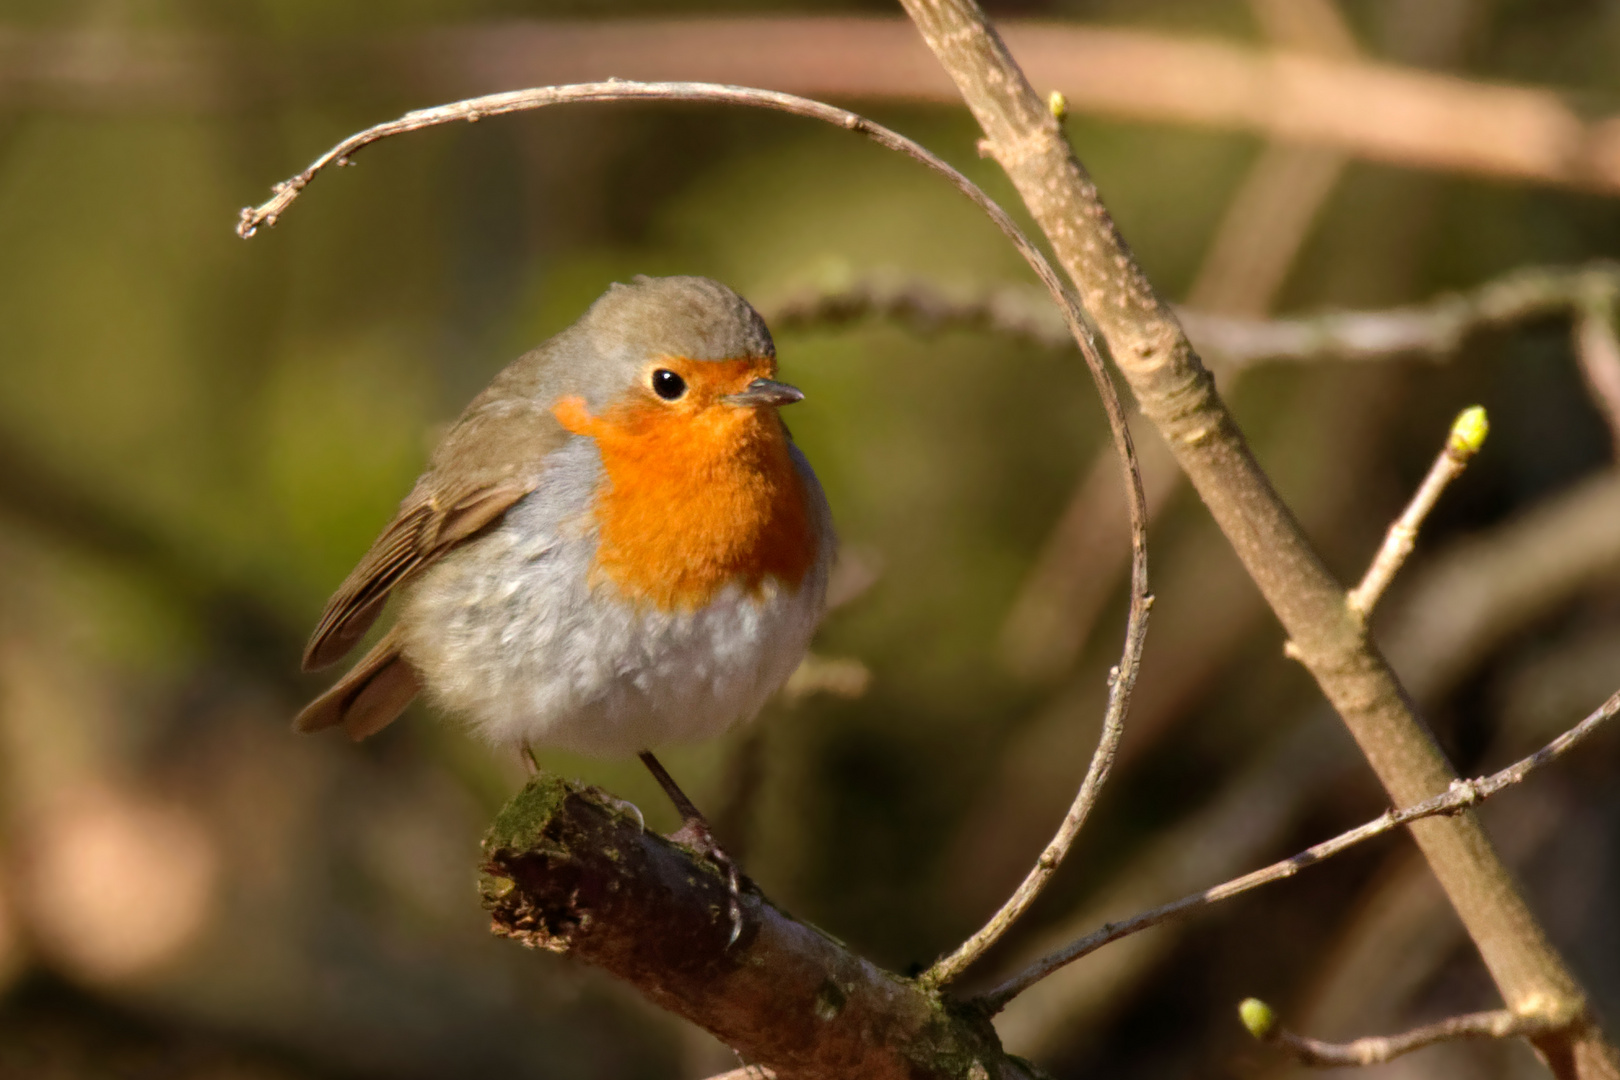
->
[481,777,1031,1080]
[896,2,1616,1075]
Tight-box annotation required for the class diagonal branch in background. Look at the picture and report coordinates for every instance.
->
[978,686,1620,1012]
[895,1,1619,1076]
[239,76,1151,1062]
[1238,997,1561,1068]
[481,776,1033,1080]
[999,0,1359,683]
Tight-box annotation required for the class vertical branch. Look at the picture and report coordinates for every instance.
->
[894,1,1618,1075]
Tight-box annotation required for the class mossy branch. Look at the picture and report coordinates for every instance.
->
[480,775,1039,1080]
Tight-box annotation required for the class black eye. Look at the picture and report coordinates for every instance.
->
[651,369,687,401]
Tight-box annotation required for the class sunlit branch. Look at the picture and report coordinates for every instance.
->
[977,686,1620,1012]
[1238,997,1562,1068]
[1346,406,1488,620]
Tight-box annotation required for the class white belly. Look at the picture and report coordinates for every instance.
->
[395,439,831,756]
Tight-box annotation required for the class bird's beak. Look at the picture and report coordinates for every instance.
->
[724,377,804,408]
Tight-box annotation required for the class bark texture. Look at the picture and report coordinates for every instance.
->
[480,776,1038,1080]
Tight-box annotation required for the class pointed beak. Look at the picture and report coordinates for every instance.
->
[723,377,804,408]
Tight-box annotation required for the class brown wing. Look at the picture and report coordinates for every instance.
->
[300,479,533,669]
[300,399,568,671]
[293,627,422,738]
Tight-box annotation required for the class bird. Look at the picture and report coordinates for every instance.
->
[294,275,834,929]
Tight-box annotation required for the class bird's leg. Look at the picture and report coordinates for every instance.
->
[638,750,743,945]
[519,742,541,775]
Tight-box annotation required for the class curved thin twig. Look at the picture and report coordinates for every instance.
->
[237,79,1150,992]
[977,686,1620,1012]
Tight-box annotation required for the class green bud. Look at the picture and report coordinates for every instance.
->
[1239,997,1277,1040]
[1048,90,1069,121]
[1449,405,1489,459]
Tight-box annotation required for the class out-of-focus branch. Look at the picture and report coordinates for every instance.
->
[1575,295,1620,457]
[1346,406,1487,620]
[15,20,1620,194]
[482,776,1032,1079]
[897,1,1615,1073]
[1239,997,1560,1067]
[766,263,1620,370]
[978,686,1620,1012]
[1386,469,1620,702]
[780,654,872,702]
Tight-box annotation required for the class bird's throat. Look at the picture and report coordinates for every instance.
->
[554,395,817,611]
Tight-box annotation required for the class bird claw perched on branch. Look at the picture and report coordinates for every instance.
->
[480,773,1041,1080]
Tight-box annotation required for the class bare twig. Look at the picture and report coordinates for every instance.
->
[240,73,1151,1016]
[976,687,1620,1012]
[999,0,1355,680]
[766,263,1620,370]
[1346,406,1488,619]
[1239,997,1561,1067]
[1575,294,1620,457]
[995,471,1620,1058]
[920,627,1149,988]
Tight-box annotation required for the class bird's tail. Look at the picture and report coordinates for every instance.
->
[293,628,421,741]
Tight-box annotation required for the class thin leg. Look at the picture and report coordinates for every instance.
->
[638,750,744,945]
[520,742,540,775]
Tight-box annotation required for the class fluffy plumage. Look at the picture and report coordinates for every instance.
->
[295,275,834,755]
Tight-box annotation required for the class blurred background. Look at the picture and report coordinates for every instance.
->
[2,0,1619,1077]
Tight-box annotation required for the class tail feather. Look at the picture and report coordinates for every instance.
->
[294,630,421,741]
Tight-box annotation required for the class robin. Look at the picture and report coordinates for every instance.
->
[294,275,834,930]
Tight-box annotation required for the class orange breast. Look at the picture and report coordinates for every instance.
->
[554,381,817,612]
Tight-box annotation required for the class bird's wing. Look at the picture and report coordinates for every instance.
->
[301,402,568,671]
[293,626,420,737]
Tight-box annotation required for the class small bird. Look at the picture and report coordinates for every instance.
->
[295,275,834,921]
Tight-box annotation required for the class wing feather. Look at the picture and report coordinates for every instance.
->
[300,400,569,672]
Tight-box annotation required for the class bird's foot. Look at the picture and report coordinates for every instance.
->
[669,815,744,947]
[599,792,645,832]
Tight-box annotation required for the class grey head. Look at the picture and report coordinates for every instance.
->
[484,275,775,414]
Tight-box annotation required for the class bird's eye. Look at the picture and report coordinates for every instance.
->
[651,369,687,401]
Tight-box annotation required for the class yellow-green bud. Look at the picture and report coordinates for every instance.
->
[1048,90,1069,121]
[1239,997,1277,1040]
[1448,405,1488,459]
